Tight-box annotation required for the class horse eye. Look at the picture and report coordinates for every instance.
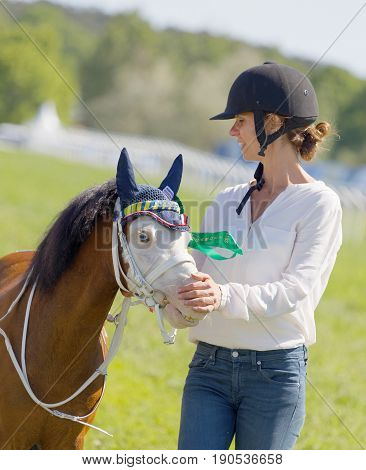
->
[139,232,150,243]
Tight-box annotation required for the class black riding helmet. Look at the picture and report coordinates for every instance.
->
[210,61,319,214]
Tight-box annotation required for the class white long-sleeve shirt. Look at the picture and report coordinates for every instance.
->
[188,180,343,350]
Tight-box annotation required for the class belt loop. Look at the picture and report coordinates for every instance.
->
[251,350,257,370]
[209,346,217,365]
[303,344,308,361]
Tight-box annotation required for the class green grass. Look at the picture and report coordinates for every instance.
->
[0,148,365,450]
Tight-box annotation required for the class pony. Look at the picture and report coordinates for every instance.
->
[0,149,198,449]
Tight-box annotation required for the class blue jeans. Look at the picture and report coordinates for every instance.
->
[178,341,308,450]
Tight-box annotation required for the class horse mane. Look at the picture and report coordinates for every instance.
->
[26,179,118,293]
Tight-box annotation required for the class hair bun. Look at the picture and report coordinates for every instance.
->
[287,121,332,161]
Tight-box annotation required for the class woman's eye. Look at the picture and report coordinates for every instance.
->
[139,232,150,243]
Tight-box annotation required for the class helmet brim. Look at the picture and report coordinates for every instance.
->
[209,111,236,120]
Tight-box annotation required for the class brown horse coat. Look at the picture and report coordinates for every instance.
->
[0,216,120,449]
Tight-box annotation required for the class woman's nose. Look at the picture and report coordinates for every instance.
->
[230,123,239,136]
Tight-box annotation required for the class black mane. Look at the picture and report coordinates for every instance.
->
[27,179,118,292]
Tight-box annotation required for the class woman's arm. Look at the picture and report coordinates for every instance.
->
[218,198,342,321]
[180,194,342,322]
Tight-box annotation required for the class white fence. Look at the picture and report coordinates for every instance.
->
[1,105,365,241]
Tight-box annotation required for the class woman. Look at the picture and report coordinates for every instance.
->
[171,61,343,450]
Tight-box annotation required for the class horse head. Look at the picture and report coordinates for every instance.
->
[115,148,204,330]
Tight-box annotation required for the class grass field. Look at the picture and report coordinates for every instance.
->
[0,148,365,450]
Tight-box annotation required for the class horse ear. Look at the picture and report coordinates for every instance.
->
[116,148,139,205]
[159,154,183,199]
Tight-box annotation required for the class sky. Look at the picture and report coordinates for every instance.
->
[19,0,366,78]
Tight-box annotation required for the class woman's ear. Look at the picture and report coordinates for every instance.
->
[264,113,284,134]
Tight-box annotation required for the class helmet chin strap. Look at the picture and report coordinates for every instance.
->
[254,110,313,157]
[253,109,287,157]
[236,110,312,215]
[236,162,265,216]
[236,110,293,216]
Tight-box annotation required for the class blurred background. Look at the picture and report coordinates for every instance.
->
[0,0,365,450]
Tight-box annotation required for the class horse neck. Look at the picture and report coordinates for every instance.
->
[24,217,119,379]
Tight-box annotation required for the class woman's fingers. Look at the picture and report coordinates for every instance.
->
[183,296,215,307]
[192,304,215,313]
[178,273,212,294]
[191,272,210,281]
[179,289,213,300]
[176,272,221,313]
[178,281,208,294]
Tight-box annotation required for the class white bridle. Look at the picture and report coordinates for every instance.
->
[0,197,195,436]
[111,197,195,344]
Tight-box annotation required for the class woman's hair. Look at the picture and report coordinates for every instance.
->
[287,122,332,161]
[264,113,333,161]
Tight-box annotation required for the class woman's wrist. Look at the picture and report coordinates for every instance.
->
[217,284,228,311]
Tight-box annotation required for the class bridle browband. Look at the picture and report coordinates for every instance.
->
[0,197,195,436]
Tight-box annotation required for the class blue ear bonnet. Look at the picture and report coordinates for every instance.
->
[124,184,169,205]
[115,149,190,231]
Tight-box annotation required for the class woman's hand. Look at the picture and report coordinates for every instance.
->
[177,272,222,313]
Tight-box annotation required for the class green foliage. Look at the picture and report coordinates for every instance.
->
[79,14,266,149]
[310,65,364,124]
[1,2,366,163]
[14,1,102,72]
[78,10,366,157]
[159,29,242,71]
[308,65,366,163]
[82,12,160,101]
[333,83,366,164]
[81,13,241,102]
[0,148,365,449]
[0,24,76,123]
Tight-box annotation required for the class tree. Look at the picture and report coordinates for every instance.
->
[333,83,366,165]
[0,25,76,123]
[81,12,159,101]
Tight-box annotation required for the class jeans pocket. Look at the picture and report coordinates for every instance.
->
[257,358,301,386]
[188,351,213,369]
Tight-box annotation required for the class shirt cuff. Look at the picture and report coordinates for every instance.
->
[217,284,229,311]
[216,283,250,322]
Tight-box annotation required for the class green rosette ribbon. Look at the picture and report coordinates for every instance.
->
[188,231,243,260]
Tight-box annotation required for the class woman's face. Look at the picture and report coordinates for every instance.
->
[229,111,261,160]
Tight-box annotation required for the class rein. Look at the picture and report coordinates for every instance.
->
[0,197,195,436]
